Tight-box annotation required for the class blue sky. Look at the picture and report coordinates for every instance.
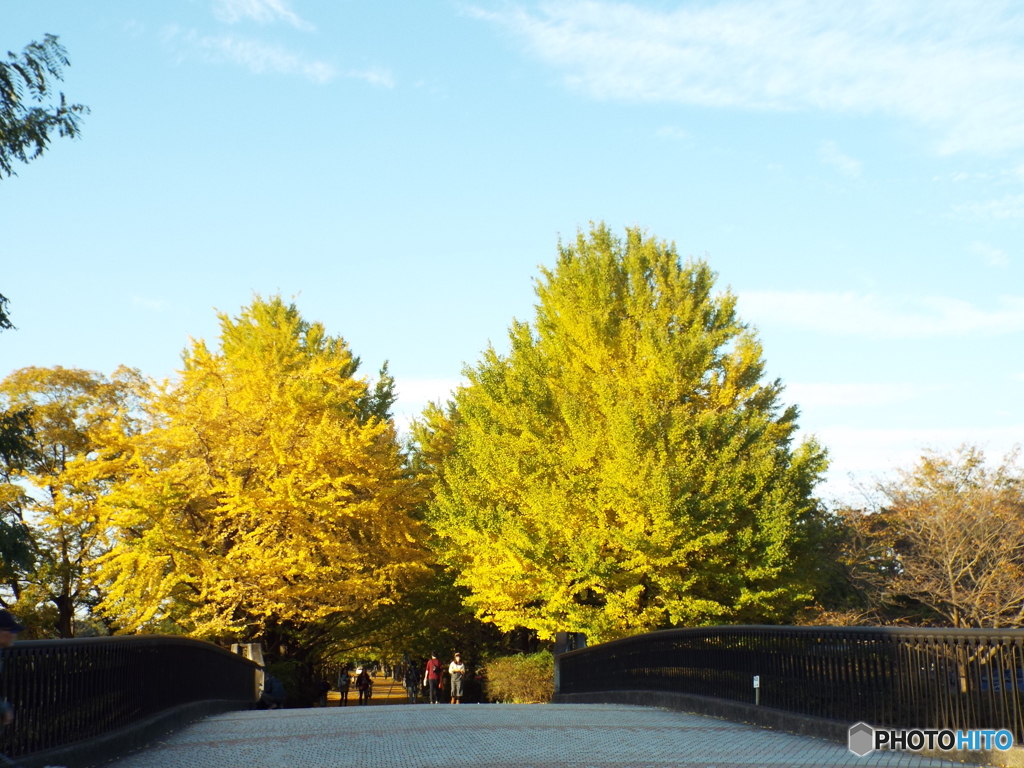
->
[2,0,1022,502]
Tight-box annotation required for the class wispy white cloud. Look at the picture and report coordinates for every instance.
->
[931,171,993,183]
[394,377,465,405]
[811,423,1024,501]
[164,27,395,87]
[164,27,336,83]
[739,290,1024,338]
[123,20,146,37]
[655,125,689,141]
[475,0,1024,155]
[970,241,1011,267]
[391,377,466,434]
[787,382,930,409]
[346,68,396,89]
[819,140,862,178]
[131,296,168,311]
[954,194,1024,220]
[213,0,313,30]
[818,425,1024,471]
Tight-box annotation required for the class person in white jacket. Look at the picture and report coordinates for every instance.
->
[448,653,465,704]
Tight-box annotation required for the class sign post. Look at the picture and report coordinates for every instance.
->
[753,675,760,706]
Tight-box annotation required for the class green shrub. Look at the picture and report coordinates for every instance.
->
[483,651,554,703]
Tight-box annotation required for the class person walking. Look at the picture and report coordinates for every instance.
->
[448,653,466,705]
[314,679,330,708]
[337,664,351,706]
[355,667,373,705]
[423,652,443,704]
[403,659,421,704]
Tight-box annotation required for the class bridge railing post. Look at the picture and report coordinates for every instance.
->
[231,642,265,700]
[553,633,587,696]
[248,643,265,700]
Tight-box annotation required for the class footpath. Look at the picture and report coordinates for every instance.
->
[107,703,986,768]
[330,675,410,706]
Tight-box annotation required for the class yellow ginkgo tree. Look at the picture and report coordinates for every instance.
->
[0,365,143,637]
[95,297,429,654]
[417,224,830,643]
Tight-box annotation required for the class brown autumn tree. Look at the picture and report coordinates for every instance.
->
[841,446,1024,629]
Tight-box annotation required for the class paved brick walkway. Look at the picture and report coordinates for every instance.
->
[108,704,985,768]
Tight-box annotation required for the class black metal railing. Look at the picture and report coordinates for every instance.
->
[0,635,260,758]
[556,626,1024,740]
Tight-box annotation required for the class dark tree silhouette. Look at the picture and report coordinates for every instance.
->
[1,34,88,178]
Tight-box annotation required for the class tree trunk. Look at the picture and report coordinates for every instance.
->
[52,593,74,638]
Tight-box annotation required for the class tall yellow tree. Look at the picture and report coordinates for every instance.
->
[417,225,829,643]
[0,365,142,637]
[95,297,429,654]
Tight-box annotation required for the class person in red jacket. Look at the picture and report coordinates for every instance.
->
[423,652,443,704]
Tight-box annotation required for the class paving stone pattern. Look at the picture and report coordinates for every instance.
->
[108,704,986,768]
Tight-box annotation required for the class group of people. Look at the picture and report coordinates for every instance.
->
[333,652,470,706]
[407,651,467,704]
[262,653,471,710]
[335,664,374,706]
